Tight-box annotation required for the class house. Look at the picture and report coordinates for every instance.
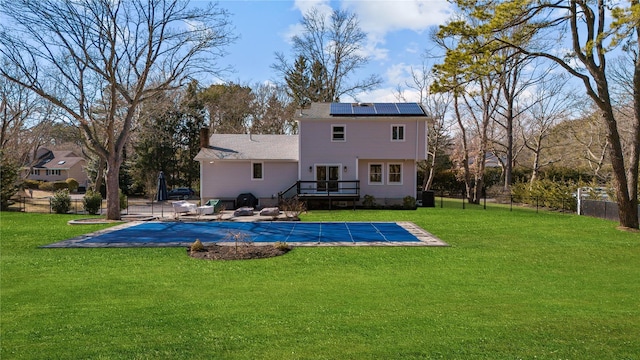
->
[195,102,429,208]
[25,148,89,189]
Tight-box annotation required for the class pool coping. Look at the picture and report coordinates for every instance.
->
[42,221,449,248]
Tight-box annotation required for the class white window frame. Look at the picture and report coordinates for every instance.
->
[368,163,383,185]
[331,124,346,142]
[387,163,403,185]
[391,124,405,142]
[251,161,264,181]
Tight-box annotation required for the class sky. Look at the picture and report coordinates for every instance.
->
[208,0,453,102]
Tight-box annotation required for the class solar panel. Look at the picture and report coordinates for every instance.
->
[374,103,400,115]
[330,103,352,115]
[396,103,424,115]
[330,102,424,116]
[352,104,376,115]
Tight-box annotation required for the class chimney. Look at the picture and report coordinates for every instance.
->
[199,127,210,148]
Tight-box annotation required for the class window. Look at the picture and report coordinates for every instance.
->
[369,164,383,184]
[46,169,61,176]
[31,169,40,175]
[388,163,402,184]
[391,125,405,141]
[252,162,263,180]
[332,125,346,141]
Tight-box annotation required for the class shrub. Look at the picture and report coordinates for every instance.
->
[83,190,103,215]
[224,231,252,253]
[0,159,19,210]
[39,182,55,191]
[403,195,416,209]
[190,239,205,252]
[273,242,291,251]
[66,178,79,192]
[24,179,41,190]
[362,194,376,208]
[280,196,306,219]
[53,181,69,191]
[511,179,578,211]
[119,190,127,210]
[51,189,71,214]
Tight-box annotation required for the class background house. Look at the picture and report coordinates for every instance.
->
[196,102,428,208]
[25,148,89,189]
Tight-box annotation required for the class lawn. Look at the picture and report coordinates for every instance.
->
[1,203,639,359]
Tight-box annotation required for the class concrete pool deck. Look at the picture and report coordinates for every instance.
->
[46,218,449,248]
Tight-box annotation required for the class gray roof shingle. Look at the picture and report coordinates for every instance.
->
[194,134,298,161]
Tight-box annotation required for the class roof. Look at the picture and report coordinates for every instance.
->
[296,102,428,120]
[32,149,85,169]
[194,134,299,162]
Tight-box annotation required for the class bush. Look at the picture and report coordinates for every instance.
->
[362,194,376,208]
[190,239,205,252]
[51,189,71,214]
[280,196,306,219]
[119,190,127,210]
[511,179,578,211]
[83,190,103,215]
[39,182,55,191]
[403,195,416,209]
[53,181,69,191]
[24,179,41,190]
[273,242,291,251]
[66,178,79,192]
[0,159,19,210]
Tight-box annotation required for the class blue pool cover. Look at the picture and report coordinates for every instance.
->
[77,221,423,245]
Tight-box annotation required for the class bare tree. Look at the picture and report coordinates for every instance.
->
[521,74,577,183]
[0,0,235,219]
[273,8,381,103]
[396,62,453,191]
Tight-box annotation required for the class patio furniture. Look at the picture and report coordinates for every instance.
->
[196,205,214,215]
[172,200,197,215]
[204,199,224,213]
[233,207,254,216]
[259,207,280,217]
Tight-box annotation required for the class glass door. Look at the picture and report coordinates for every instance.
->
[316,165,340,192]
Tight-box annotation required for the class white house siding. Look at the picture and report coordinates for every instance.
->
[357,159,417,205]
[298,112,427,204]
[199,160,298,207]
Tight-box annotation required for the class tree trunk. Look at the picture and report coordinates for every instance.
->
[105,156,122,220]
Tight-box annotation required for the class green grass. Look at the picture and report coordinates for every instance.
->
[1,203,639,359]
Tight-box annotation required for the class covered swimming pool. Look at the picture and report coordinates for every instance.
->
[44,221,448,247]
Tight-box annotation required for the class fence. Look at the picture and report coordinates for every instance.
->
[7,197,176,217]
[580,199,640,222]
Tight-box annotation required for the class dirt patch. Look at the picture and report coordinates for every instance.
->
[187,244,291,260]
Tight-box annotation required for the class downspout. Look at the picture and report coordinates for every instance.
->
[415,118,419,194]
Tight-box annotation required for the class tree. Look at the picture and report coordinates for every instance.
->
[395,62,453,191]
[177,80,206,187]
[274,8,382,103]
[250,83,297,135]
[0,0,235,220]
[520,74,577,183]
[201,83,254,134]
[485,0,640,229]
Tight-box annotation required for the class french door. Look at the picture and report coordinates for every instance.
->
[316,165,340,192]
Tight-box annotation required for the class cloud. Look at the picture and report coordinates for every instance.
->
[293,0,332,16]
[342,0,451,39]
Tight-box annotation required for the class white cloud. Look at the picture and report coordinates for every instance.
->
[293,0,332,16]
[341,1,451,64]
[345,86,424,103]
[342,0,451,39]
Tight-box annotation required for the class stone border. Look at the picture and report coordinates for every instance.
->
[42,221,449,248]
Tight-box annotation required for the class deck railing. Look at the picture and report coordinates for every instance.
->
[278,180,360,201]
